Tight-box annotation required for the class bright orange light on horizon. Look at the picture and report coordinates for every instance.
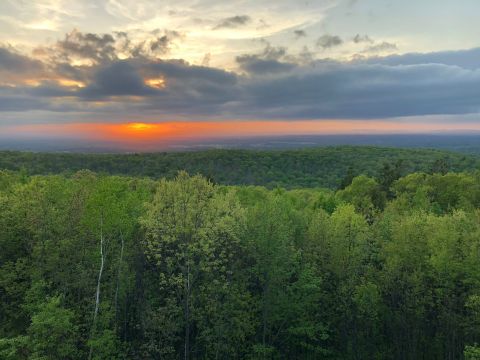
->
[127,122,156,131]
[4,120,480,151]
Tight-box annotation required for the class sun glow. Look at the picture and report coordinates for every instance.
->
[127,122,156,131]
[5,120,480,152]
[57,79,86,88]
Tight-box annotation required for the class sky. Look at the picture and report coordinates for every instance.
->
[1,0,480,149]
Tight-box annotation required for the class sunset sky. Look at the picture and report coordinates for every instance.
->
[1,0,480,149]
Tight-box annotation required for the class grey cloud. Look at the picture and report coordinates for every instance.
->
[353,34,373,44]
[150,30,182,54]
[363,47,480,70]
[146,59,237,85]
[288,46,315,64]
[0,94,47,112]
[150,36,170,53]
[364,41,397,53]
[36,29,182,67]
[26,82,78,97]
[2,44,480,121]
[261,44,287,61]
[236,43,294,74]
[56,29,117,63]
[53,62,92,82]
[138,60,240,113]
[0,46,44,73]
[80,61,158,99]
[236,56,295,74]
[143,59,480,119]
[316,35,343,49]
[239,62,480,119]
[214,15,251,29]
[294,30,307,38]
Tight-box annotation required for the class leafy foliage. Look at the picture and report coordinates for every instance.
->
[1,162,480,358]
[0,146,478,188]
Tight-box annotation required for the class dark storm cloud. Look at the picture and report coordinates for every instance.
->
[316,35,343,49]
[213,15,251,29]
[80,61,158,98]
[2,39,480,120]
[239,62,480,119]
[141,57,480,119]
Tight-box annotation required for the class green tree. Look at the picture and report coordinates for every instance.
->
[141,172,250,359]
[27,296,79,360]
[337,175,386,222]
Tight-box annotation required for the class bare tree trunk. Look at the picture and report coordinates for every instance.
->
[114,230,124,328]
[185,261,190,360]
[262,279,268,360]
[89,215,105,360]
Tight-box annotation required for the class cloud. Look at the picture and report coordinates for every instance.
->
[56,29,117,63]
[316,34,343,49]
[34,29,118,65]
[294,30,307,38]
[236,42,295,74]
[80,61,158,99]
[363,41,398,53]
[35,29,182,66]
[145,59,237,85]
[239,62,480,119]
[0,46,44,73]
[362,47,480,70]
[0,46,47,86]
[353,34,373,44]
[213,15,251,29]
[236,56,295,75]
[149,30,182,54]
[0,94,48,112]
[2,35,480,122]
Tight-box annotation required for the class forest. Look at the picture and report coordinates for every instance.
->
[0,146,478,189]
[1,149,480,359]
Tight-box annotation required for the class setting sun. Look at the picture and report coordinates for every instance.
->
[127,122,156,131]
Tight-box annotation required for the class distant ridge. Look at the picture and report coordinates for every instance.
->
[0,146,479,189]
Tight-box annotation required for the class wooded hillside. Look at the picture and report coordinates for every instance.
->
[1,168,480,359]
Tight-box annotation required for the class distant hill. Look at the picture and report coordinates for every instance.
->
[1,146,479,188]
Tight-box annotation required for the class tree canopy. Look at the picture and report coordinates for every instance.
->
[1,161,480,358]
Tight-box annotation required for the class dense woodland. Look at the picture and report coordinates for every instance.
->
[0,147,478,188]
[2,148,480,359]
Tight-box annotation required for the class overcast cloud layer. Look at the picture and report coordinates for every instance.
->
[0,0,480,124]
